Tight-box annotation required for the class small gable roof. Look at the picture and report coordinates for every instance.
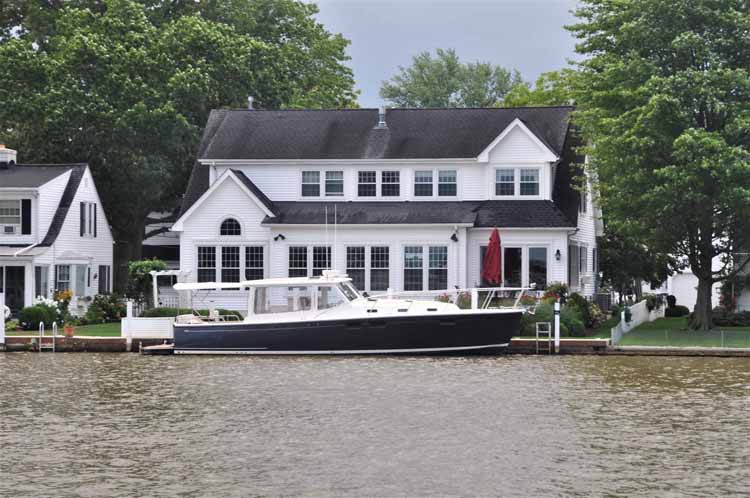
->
[38,165,86,247]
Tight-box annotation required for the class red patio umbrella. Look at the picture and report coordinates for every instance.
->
[481,228,502,285]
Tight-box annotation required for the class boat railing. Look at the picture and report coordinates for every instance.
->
[368,287,543,311]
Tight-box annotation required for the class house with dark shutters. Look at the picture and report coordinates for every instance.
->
[171,106,601,311]
[0,145,114,316]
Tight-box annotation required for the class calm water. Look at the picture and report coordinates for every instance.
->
[1,354,749,498]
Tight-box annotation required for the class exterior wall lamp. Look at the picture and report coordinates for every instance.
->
[555,249,561,261]
[274,234,286,241]
[450,233,458,242]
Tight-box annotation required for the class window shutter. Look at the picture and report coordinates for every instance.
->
[80,202,85,236]
[93,204,97,237]
[21,199,31,234]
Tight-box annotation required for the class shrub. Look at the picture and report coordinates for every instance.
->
[664,305,690,317]
[643,293,659,311]
[561,305,586,336]
[588,303,605,329]
[567,293,591,326]
[543,282,568,301]
[127,259,168,305]
[141,307,243,319]
[667,295,677,308]
[711,309,750,327]
[520,302,554,335]
[19,305,58,330]
[85,294,125,323]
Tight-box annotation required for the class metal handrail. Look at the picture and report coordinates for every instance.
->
[369,286,539,310]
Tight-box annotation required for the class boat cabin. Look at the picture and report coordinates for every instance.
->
[248,276,361,318]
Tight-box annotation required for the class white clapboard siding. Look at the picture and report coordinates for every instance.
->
[37,170,71,242]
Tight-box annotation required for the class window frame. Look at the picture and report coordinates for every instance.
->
[325,170,344,197]
[55,265,71,293]
[411,169,458,199]
[197,244,268,284]
[357,170,377,197]
[288,245,333,278]
[477,243,550,289]
[380,170,400,197]
[413,170,434,197]
[403,244,449,291]
[301,170,321,198]
[495,168,516,196]
[492,167,543,199]
[519,168,540,196]
[219,218,242,236]
[344,244,391,292]
[0,199,22,233]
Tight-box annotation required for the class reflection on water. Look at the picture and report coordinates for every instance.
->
[1,354,749,497]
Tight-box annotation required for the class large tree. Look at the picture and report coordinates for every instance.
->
[502,69,575,107]
[380,48,525,107]
[569,0,750,329]
[0,0,357,290]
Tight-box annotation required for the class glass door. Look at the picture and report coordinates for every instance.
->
[4,266,25,315]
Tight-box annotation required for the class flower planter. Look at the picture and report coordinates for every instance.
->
[64,325,75,337]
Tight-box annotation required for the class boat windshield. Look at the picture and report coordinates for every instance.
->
[253,286,312,314]
[339,282,360,301]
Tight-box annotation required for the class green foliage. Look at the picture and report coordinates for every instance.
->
[665,305,690,318]
[19,305,58,330]
[521,302,554,335]
[561,306,586,336]
[127,259,167,305]
[566,293,591,327]
[141,307,243,319]
[569,0,750,330]
[598,229,671,301]
[502,69,575,107]
[712,310,750,327]
[719,272,750,311]
[85,294,125,323]
[0,0,357,287]
[543,282,568,301]
[379,48,525,107]
[520,300,587,337]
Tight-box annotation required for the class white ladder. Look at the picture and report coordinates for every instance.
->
[38,322,57,352]
[535,322,552,354]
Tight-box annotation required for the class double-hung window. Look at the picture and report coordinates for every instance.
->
[428,246,448,290]
[288,246,308,277]
[221,246,240,282]
[495,169,515,196]
[197,247,217,282]
[55,265,71,292]
[346,247,366,290]
[520,169,539,196]
[403,246,424,291]
[0,200,21,234]
[358,171,377,197]
[312,246,331,276]
[381,171,400,196]
[245,247,264,281]
[35,266,49,299]
[301,171,321,197]
[325,171,344,197]
[438,170,457,196]
[414,171,433,197]
[370,246,390,291]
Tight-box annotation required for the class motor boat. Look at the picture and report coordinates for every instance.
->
[169,271,526,355]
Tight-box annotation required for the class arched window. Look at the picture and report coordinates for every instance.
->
[220,218,241,236]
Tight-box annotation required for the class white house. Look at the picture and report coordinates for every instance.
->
[171,107,601,312]
[0,145,114,316]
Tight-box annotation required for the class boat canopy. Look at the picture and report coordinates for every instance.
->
[173,271,353,292]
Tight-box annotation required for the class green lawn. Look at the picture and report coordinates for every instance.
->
[618,317,750,348]
[5,321,121,337]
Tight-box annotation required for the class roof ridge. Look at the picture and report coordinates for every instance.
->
[17,162,88,167]
[218,105,575,112]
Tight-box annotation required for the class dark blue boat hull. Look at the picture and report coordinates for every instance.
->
[173,311,522,354]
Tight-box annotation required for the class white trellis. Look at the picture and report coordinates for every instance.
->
[149,270,190,309]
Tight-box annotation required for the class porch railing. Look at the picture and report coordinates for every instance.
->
[369,287,541,311]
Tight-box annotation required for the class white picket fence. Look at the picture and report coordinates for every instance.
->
[611,299,665,344]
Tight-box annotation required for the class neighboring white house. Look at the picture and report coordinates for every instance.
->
[170,107,601,312]
[644,257,722,311]
[0,145,114,316]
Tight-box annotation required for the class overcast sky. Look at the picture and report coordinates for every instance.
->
[314,0,580,107]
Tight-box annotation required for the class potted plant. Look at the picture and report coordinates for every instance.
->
[63,322,75,337]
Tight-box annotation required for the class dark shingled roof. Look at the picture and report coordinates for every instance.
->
[0,163,85,188]
[262,200,574,228]
[180,106,574,217]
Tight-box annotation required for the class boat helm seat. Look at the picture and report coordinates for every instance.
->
[176,314,204,324]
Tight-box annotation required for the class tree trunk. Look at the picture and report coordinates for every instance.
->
[689,277,714,331]
[113,223,146,294]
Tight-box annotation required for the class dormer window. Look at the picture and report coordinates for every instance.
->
[301,170,344,197]
[220,218,241,236]
[520,169,539,196]
[494,168,541,197]
[495,169,515,196]
[381,171,400,196]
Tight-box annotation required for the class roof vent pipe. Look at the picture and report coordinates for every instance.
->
[376,106,387,128]
[247,96,254,110]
